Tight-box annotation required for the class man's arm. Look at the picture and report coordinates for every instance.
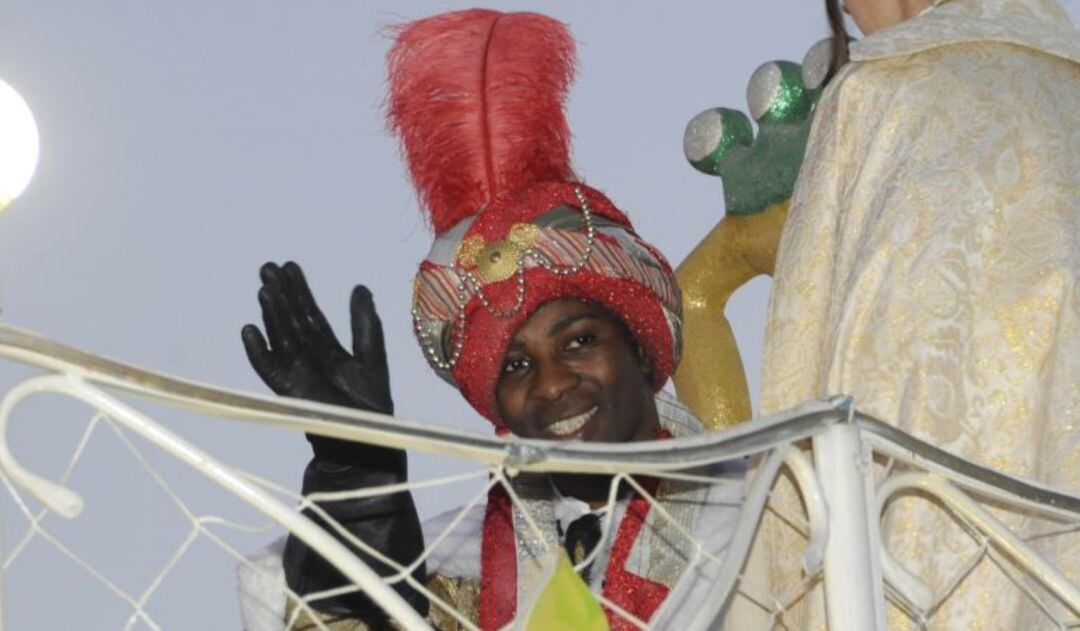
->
[242,261,427,620]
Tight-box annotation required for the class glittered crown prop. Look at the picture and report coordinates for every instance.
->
[682,39,832,215]
[388,9,682,427]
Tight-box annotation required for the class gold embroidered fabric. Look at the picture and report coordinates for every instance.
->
[284,598,384,631]
[426,575,480,630]
[282,574,480,630]
[747,0,1080,628]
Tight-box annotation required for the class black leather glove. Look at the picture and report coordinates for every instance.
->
[242,261,394,454]
[242,261,427,620]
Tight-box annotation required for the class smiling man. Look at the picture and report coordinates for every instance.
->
[497,300,659,445]
[239,9,742,631]
[494,299,666,512]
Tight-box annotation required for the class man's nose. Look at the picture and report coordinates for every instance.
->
[533,359,579,401]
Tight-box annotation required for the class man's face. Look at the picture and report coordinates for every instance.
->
[495,300,658,442]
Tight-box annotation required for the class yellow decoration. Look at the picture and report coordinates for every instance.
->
[523,550,609,631]
[508,222,541,248]
[475,239,523,284]
[456,235,485,269]
[455,224,537,284]
[673,200,788,430]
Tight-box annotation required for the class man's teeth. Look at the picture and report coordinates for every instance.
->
[548,406,598,436]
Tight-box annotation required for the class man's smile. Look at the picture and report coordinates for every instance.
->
[544,405,599,438]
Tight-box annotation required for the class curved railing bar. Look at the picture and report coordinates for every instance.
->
[0,323,849,471]
[4,325,1080,628]
[783,449,829,576]
[0,377,86,518]
[0,372,431,630]
[655,447,829,629]
[877,472,1080,617]
[654,447,787,629]
[856,415,1080,520]
[2,325,1079,517]
[874,478,936,615]
[876,532,935,618]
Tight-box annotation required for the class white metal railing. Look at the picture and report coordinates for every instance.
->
[1,322,1079,629]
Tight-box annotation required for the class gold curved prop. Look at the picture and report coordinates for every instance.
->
[673,200,787,430]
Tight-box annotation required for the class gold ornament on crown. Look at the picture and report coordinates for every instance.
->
[455,223,542,284]
[455,235,485,269]
[414,188,597,373]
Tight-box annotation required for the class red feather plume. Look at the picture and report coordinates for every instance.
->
[387,10,576,235]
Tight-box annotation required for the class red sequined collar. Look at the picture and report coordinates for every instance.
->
[479,430,673,629]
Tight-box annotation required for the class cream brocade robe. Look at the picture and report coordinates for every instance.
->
[751,0,1080,628]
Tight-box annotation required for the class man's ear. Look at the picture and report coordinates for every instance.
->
[637,345,654,378]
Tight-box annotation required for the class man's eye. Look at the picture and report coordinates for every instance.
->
[566,333,596,350]
[502,357,530,374]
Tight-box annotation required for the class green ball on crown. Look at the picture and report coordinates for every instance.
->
[683,39,831,216]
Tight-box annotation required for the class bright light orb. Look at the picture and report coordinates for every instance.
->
[0,78,40,212]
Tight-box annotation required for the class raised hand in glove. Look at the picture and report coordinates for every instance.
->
[242,261,427,620]
[242,261,392,412]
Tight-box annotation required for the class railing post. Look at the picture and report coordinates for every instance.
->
[813,416,886,630]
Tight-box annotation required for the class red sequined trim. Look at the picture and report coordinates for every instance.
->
[478,430,674,629]
[479,485,517,630]
[601,478,670,629]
